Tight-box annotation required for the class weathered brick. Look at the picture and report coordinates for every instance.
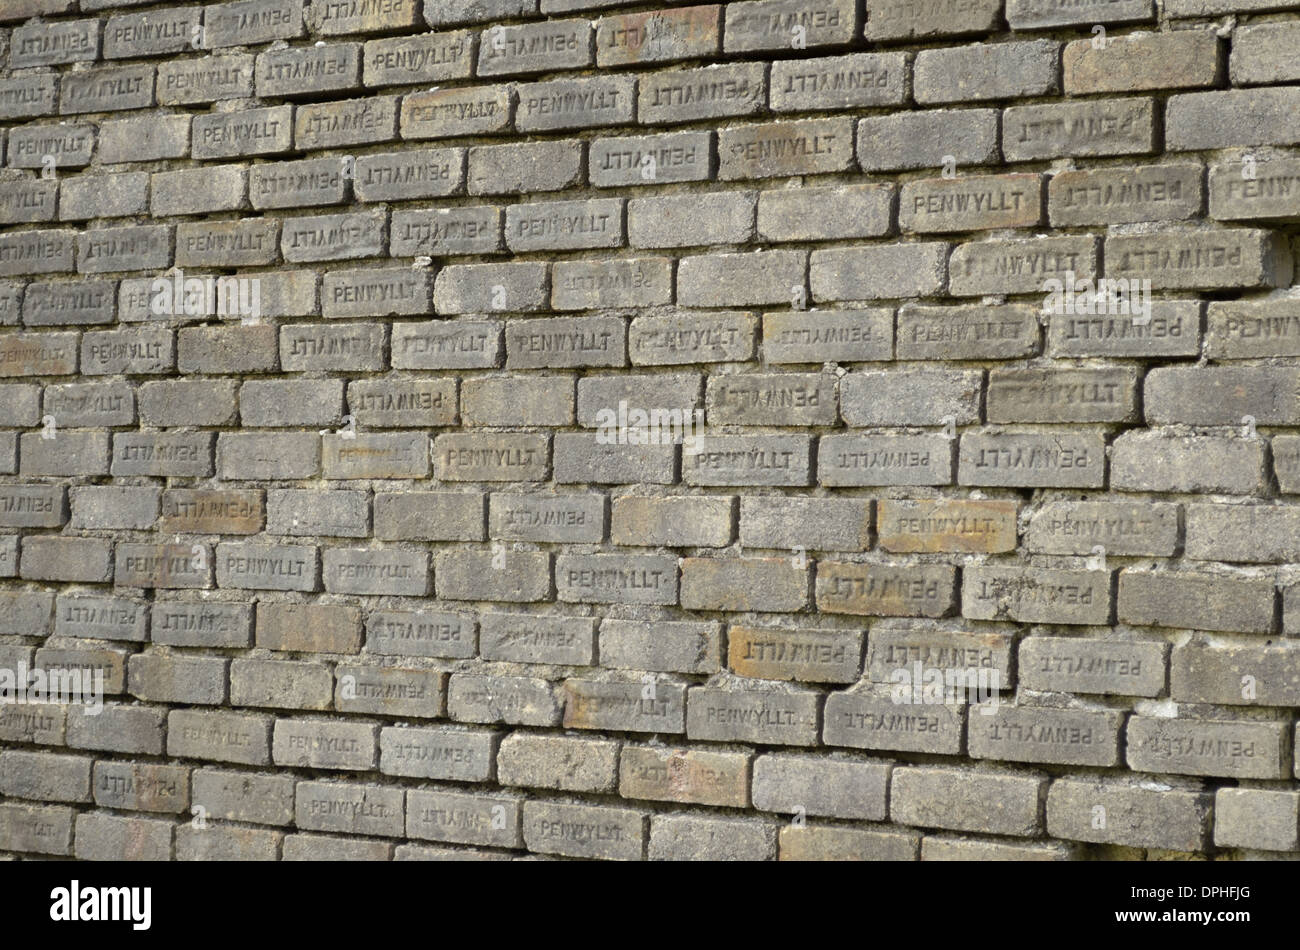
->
[619,745,749,806]
[818,433,954,487]
[878,498,1016,554]
[723,0,858,52]
[589,131,713,187]
[811,243,947,301]
[686,685,821,746]
[816,561,958,618]
[841,369,980,426]
[915,40,1059,105]
[522,800,645,860]
[194,106,295,160]
[1127,716,1289,779]
[718,118,856,180]
[1118,569,1275,634]
[1106,228,1292,291]
[1215,788,1300,852]
[638,61,766,124]
[891,766,1046,836]
[1064,32,1221,94]
[959,431,1106,488]
[498,732,619,792]
[516,75,635,132]
[233,661,335,714]
[256,43,362,98]
[1167,88,1300,150]
[1003,99,1157,162]
[1024,500,1179,557]
[1111,430,1265,495]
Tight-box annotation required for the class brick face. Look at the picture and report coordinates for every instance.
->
[0,0,1295,866]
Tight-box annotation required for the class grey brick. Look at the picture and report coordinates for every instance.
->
[1118,569,1274,634]
[1215,788,1300,852]
[753,753,887,820]
[296,781,402,836]
[1127,716,1289,779]
[250,158,347,211]
[758,184,893,242]
[193,106,295,160]
[1106,228,1292,291]
[401,85,514,139]
[407,789,522,848]
[295,95,399,150]
[811,243,947,301]
[610,494,732,547]
[157,54,256,105]
[152,601,252,649]
[649,814,775,860]
[522,800,645,860]
[723,0,858,52]
[363,30,475,86]
[915,40,1059,105]
[489,492,605,542]
[380,726,499,781]
[949,235,1098,297]
[506,198,623,253]
[1024,500,1179,557]
[98,114,191,164]
[685,434,809,486]
[629,191,755,249]
[367,608,477,659]
[589,131,713,187]
[600,619,722,674]
[686,685,820,745]
[892,766,1045,836]
[74,813,172,861]
[281,210,387,263]
[448,672,562,726]
[1111,430,1265,495]
[718,118,856,180]
[477,18,593,76]
[1167,88,1300,151]
[60,64,156,115]
[498,732,619,792]
[679,250,806,307]
[841,368,980,426]
[167,709,272,766]
[8,126,94,171]
[256,43,362,98]
[104,6,202,59]
[816,561,958,617]
[59,172,150,221]
[638,61,766,124]
[771,52,906,112]
[868,0,1001,38]
[1007,0,1151,28]
[217,541,319,593]
[177,219,281,268]
[218,431,321,480]
[516,75,635,132]
[374,491,483,541]
[435,549,551,602]
[232,659,333,711]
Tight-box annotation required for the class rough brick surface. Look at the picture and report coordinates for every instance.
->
[0,0,1296,867]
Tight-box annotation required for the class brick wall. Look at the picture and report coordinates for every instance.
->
[0,0,1298,861]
